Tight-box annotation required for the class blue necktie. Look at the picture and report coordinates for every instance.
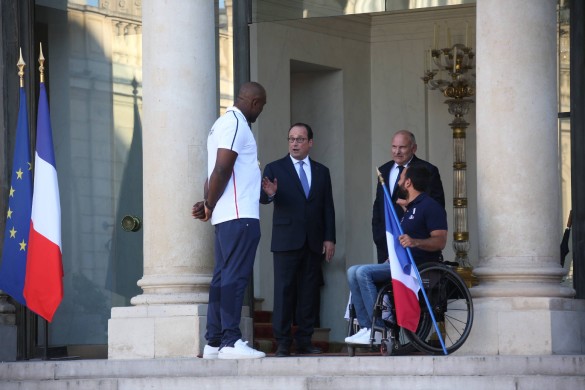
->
[298,161,310,198]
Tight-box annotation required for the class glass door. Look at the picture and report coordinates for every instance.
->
[32,0,143,358]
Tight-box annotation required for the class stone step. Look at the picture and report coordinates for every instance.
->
[254,310,272,323]
[2,355,584,390]
[4,375,584,390]
[254,338,331,354]
[253,307,332,355]
[254,323,332,341]
[254,322,274,338]
[254,322,332,353]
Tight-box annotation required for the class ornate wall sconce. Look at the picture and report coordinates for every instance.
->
[422,23,475,276]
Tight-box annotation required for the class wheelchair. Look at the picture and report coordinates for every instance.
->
[346,261,474,356]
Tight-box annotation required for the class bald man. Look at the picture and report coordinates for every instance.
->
[372,130,445,263]
[192,82,267,359]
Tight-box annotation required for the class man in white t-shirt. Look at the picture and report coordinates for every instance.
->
[192,82,266,360]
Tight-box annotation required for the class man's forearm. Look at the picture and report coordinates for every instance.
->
[410,235,446,252]
[205,148,238,208]
[206,168,231,208]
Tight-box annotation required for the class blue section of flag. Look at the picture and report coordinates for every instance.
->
[0,88,33,305]
[35,83,57,168]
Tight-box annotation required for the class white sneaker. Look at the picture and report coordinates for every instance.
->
[202,344,219,359]
[347,328,382,345]
[218,339,266,359]
[344,327,369,343]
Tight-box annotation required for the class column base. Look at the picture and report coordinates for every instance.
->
[0,323,17,361]
[0,296,17,361]
[108,304,253,359]
[458,297,585,355]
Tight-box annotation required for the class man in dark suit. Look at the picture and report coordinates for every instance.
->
[260,123,336,357]
[372,130,445,263]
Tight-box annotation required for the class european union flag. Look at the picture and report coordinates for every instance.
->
[0,87,33,305]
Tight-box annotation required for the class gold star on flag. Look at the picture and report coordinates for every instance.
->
[9,186,15,197]
[28,162,32,170]
[9,227,17,238]
[19,239,27,251]
[16,168,23,179]
[7,207,13,219]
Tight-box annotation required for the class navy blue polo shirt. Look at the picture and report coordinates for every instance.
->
[400,192,448,264]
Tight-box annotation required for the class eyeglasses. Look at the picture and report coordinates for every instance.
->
[288,137,307,144]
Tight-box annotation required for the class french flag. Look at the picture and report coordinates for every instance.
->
[383,187,420,333]
[23,81,63,322]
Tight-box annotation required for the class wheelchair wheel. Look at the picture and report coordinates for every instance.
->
[380,339,394,356]
[346,303,361,356]
[348,345,356,357]
[403,263,474,355]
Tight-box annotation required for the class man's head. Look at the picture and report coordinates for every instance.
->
[288,122,313,160]
[397,162,430,198]
[391,130,417,166]
[234,82,267,123]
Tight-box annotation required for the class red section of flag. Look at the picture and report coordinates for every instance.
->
[391,279,420,332]
[24,222,63,322]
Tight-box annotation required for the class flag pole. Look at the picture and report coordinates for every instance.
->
[377,168,447,355]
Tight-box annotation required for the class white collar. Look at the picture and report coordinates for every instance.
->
[290,155,310,165]
[395,156,414,169]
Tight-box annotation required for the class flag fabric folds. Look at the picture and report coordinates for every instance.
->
[0,87,33,305]
[383,187,420,333]
[23,81,63,322]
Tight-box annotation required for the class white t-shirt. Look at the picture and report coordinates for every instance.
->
[207,106,260,225]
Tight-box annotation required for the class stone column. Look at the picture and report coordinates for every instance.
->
[462,0,585,355]
[108,0,221,359]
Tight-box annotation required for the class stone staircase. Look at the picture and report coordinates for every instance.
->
[253,310,333,354]
[1,355,584,389]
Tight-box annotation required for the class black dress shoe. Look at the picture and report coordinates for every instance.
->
[275,345,290,357]
[295,345,322,355]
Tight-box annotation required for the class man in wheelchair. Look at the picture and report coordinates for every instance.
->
[345,163,448,345]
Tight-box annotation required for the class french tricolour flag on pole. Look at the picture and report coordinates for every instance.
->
[23,80,63,322]
[384,190,420,333]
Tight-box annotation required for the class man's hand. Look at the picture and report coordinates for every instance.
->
[262,176,277,197]
[192,201,211,222]
[323,241,335,262]
[399,234,417,248]
[399,230,447,251]
[396,198,408,211]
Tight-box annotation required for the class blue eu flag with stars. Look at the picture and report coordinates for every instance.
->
[0,87,33,305]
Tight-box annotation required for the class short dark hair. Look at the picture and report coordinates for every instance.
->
[289,122,313,140]
[405,162,430,192]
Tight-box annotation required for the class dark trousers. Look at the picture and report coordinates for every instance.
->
[272,242,322,347]
[206,218,260,348]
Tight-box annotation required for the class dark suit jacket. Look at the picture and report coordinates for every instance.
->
[260,155,336,254]
[372,155,445,262]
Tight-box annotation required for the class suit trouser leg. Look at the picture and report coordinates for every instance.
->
[294,248,321,346]
[272,249,302,347]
